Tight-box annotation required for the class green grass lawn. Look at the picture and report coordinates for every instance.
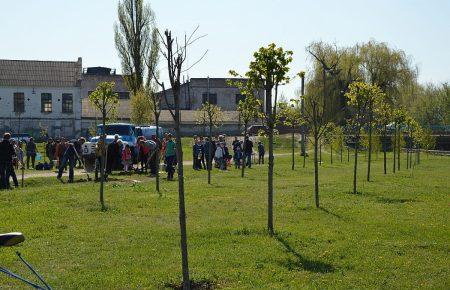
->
[1,150,449,289]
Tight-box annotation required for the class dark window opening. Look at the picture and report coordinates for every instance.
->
[117,92,130,99]
[62,93,73,113]
[41,93,52,113]
[13,92,25,113]
[202,93,217,105]
[235,94,245,105]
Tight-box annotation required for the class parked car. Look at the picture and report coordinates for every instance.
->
[10,133,31,143]
[135,125,165,140]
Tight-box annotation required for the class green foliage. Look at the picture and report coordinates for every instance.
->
[130,89,153,125]
[114,0,155,94]
[278,100,303,128]
[346,81,384,132]
[89,82,119,123]
[195,102,224,129]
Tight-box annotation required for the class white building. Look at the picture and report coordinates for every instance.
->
[0,58,82,138]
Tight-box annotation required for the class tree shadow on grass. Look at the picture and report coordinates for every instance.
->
[318,207,343,219]
[376,197,417,204]
[274,234,335,273]
[165,279,216,289]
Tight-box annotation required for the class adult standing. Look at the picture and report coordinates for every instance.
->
[57,142,77,183]
[95,135,107,181]
[0,133,15,189]
[45,138,54,165]
[164,133,176,180]
[26,137,37,169]
[244,135,253,168]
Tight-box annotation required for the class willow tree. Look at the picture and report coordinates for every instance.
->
[346,81,383,194]
[89,82,119,210]
[231,43,293,235]
[195,102,223,184]
[359,40,417,181]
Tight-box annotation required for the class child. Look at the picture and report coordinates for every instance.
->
[258,141,265,164]
[121,144,132,172]
[215,143,226,170]
[234,146,243,169]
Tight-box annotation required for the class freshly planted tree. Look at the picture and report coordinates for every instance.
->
[392,108,406,173]
[331,126,345,163]
[279,100,302,170]
[195,102,223,184]
[152,28,206,289]
[374,97,393,174]
[89,82,119,210]
[227,77,263,177]
[231,43,293,235]
[346,81,383,194]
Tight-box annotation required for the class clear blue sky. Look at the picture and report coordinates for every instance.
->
[0,0,449,96]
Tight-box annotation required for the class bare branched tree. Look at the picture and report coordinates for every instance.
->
[152,27,207,290]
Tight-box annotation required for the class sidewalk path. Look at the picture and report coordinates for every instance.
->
[21,153,292,179]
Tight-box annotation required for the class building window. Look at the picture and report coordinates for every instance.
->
[235,94,245,105]
[13,92,25,113]
[41,93,52,113]
[117,92,130,99]
[62,93,73,113]
[202,93,217,105]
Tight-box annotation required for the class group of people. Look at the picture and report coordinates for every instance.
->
[192,134,265,171]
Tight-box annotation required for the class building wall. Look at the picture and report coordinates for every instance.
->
[81,74,128,99]
[0,86,82,138]
[160,78,265,111]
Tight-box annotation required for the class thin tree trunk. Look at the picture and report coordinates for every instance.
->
[367,110,373,181]
[208,123,212,184]
[397,129,401,171]
[383,129,387,174]
[319,142,322,165]
[291,129,295,170]
[353,135,359,194]
[314,132,319,208]
[303,135,306,168]
[100,113,106,210]
[268,122,274,235]
[155,117,160,193]
[393,124,396,173]
[241,124,247,178]
[347,146,350,162]
[340,144,343,163]
[174,115,190,289]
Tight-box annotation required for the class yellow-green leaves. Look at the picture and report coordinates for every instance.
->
[89,81,119,121]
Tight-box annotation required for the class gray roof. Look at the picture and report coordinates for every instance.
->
[0,58,82,87]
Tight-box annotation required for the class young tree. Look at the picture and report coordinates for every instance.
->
[331,126,345,163]
[152,28,206,289]
[227,78,263,177]
[374,96,393,174]
[195,102,223,184]
[89,82,119,210]
[346,81,383,194]
[231,43,293,235]
[358,40,417,181]
[279,100,302,170]
[392,108,406,173]
[130,89,153,125]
